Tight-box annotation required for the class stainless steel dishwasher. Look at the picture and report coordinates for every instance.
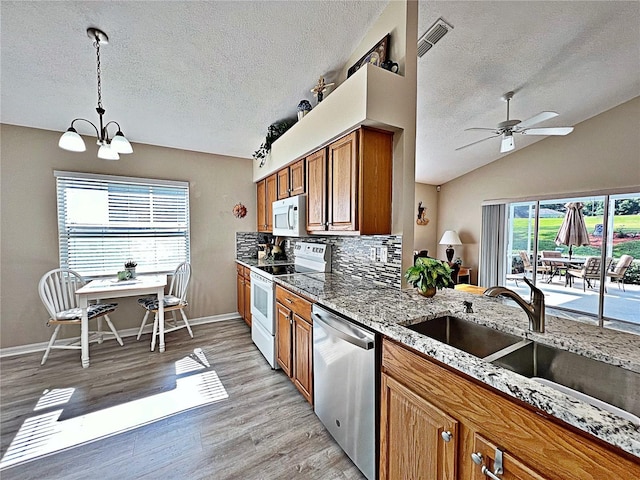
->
[312,304,377,480]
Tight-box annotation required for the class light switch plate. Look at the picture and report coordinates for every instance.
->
[370,247,377,261]
[380,246,388,263]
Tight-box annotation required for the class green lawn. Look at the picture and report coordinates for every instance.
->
[512,215,640,258]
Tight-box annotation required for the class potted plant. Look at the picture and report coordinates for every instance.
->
[404,257,454,297]
[124,259,137,279]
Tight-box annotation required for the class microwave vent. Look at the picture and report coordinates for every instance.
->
[417,17,453,58]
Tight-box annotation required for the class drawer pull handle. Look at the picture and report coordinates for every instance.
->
[471,450,504,480]
[441,431,452,442]
[285,298,293,304]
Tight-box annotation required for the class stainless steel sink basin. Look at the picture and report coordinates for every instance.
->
[405,316,523,359]
[491,341,640,418]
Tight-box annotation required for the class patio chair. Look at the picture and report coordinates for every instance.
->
[519,251,551,279]
[136,262,193,350]
[566,257,604,291]
[606,255,634,292]
[38,268,123,365]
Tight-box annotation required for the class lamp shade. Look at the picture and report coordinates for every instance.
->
[500,132,514,153]
[439,230,462,246]
[58,128,86,152]
[110,131,133,154]
[97,144,120,160]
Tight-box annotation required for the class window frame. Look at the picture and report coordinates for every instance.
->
[54,170,190,278]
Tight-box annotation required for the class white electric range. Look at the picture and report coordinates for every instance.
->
[250,242,331,368]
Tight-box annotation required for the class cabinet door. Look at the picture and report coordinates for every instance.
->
[275,302,293,376]
[306,148,327,231]
[292,314,313,404]
[243,274,252,326]
[277,167,290,199]
[380,372,458,480]
[256,179,267,232]
[328,131,358,231]
[265,174,277,232]
[236,272,245,321]
[470,434,547,480]
[289,159,306,197]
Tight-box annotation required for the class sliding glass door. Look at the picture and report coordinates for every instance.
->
[503,192,639,330]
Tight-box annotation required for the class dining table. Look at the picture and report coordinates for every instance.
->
[75,274,168,368]
[541,256,586,283]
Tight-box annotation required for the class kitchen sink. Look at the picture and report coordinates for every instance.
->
[405,316,523,359]
[491,341,640,419]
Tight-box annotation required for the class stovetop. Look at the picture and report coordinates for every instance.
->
[253,264,321,276]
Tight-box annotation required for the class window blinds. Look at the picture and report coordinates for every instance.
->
[55,171,190,277]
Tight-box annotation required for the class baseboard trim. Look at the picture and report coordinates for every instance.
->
[0,312,243,358]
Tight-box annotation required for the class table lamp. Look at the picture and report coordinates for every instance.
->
[439,230,462,263]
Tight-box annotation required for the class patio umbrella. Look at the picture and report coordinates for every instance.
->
[555,202,590,259]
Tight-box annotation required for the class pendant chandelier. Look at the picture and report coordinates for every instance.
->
[58,28,133,160]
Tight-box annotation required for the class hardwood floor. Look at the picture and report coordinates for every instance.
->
[0,320,365,479]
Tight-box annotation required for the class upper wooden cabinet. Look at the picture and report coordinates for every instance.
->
[307,127,393,235]
[257,173,277,232]
[277,159,305,200]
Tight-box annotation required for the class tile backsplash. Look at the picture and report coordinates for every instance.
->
[236,232,402,288]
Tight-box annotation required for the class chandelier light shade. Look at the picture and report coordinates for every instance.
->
[58,28,133,160]
[439,230,462,263]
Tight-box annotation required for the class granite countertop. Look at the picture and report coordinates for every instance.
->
[274,272,640,458]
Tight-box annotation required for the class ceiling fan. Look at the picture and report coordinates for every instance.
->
[456,91,574,154]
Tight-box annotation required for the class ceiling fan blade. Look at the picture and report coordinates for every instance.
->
[520,127,574,136]
[455,133,500,151]
[514,111,558,130]
[464,127,498,132]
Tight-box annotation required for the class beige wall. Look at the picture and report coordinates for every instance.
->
[436,96,640,285]
[413,183,439,254]
[0,124,256,348]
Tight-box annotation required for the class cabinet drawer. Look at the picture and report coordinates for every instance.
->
[236,263,244,275]
[276,285,312,320]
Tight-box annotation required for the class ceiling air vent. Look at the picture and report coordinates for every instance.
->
[417,17,453,57]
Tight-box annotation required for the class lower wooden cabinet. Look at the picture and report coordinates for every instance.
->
[235,264,251,327]
[275,285,314,404]
[380,338,640,480]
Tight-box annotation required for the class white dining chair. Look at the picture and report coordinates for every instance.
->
[38,268,123,365]
[136,262,193,350]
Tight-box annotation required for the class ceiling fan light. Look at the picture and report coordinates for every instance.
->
[97,144,120,160]
[58,128,86,152]
[110,131,133,154]
[500,132,514,153]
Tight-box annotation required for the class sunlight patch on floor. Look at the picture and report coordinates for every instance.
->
[0,349,228,470]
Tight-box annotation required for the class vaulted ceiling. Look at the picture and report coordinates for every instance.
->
[2,1,639,185]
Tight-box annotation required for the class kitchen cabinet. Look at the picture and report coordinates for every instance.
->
[235,264,251,327]
[307,127,393,234]
[380,338,640,480]
[275,285,314,404]
[277,158,305,199]
[380,372,458,480]
[257,173,277,232]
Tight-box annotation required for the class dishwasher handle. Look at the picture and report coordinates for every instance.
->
[312,311,374,350]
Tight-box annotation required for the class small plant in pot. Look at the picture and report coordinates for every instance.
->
[404,257,454,297]
[124,259,137,279]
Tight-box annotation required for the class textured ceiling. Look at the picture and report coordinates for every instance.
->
[2,1,639,185]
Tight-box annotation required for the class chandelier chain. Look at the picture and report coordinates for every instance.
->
[95,39,103,109]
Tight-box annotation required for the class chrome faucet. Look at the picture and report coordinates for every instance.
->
[483,277,546,333]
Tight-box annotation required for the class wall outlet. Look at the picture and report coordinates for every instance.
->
[380,246,388,263]
[370,247,377,261]
[286,239,290,249]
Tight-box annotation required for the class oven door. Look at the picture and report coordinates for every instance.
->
[250,271,274,334]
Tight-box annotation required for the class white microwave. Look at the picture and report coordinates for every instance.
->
[272,194,307,237]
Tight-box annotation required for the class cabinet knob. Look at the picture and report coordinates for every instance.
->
[471,452,503,480]
[441,431,452,442]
